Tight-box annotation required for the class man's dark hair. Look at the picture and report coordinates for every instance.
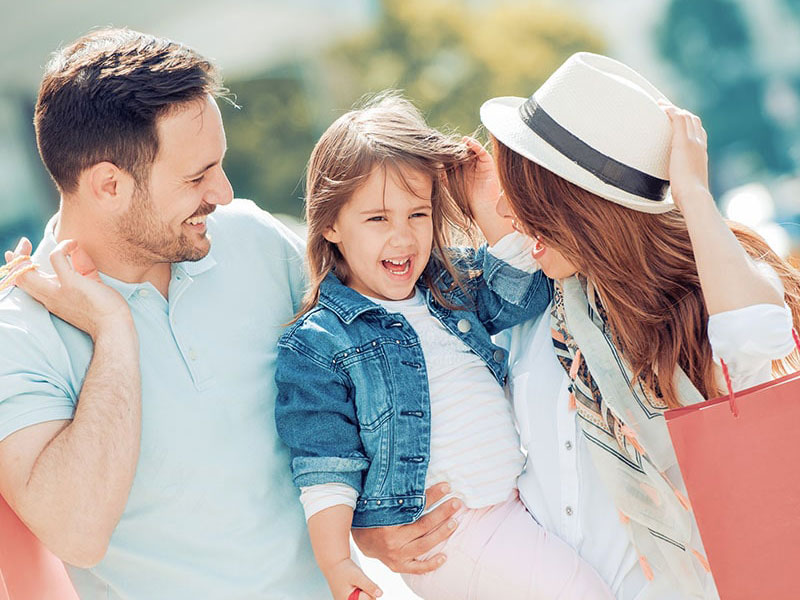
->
[34,27,226,193]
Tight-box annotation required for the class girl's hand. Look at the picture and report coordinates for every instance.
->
[659,101,712,212]
[325,558,382,600]
[3,237,132,340]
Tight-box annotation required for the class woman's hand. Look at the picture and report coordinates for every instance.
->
[324,557,382,600]
[3,237,132,340]
[659,102,712,212]
[658,103,784,312]
[462,137,514,245]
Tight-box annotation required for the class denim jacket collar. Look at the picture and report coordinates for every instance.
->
[318,272,388,324]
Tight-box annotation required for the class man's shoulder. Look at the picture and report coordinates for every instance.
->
[210,199,303,247]
[0,287,65,363]
[0,286,54,335]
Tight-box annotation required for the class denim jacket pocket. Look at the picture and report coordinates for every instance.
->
[338,342,395,430]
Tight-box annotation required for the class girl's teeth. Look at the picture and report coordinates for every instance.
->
[383,259,410,275]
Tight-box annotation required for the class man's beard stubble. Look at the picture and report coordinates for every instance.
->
[115,188,212,266]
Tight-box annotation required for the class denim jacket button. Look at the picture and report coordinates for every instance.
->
[493,349,505,362]
[457,318,471,333]
[398,499,404,504]
[376,500,381,505]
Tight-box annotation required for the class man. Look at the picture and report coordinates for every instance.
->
[0,27,327,599]
[0,27,462,599]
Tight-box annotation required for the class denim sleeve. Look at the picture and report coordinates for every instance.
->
[274,340,369,494]
[453,245,553,335]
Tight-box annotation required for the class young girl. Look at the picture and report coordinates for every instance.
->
[274,94,615,600]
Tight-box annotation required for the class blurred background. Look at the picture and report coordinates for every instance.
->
[2,0,798,596]
[2,0,799,261]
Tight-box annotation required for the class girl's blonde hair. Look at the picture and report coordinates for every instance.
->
[296,92,476,319]
[493,136,800,409]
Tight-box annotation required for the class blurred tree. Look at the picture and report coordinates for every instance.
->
[324,0,605,135]
[219,69,317,217]
[656,0,795,192]
[220,0,604,218]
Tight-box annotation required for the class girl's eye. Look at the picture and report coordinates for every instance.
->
[411,212,431,218]
[367,216,387,222]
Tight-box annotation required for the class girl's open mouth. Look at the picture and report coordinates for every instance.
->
[382,257,412,277]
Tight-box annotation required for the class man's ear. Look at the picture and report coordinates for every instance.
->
[322,226,342,244]
[84,162,136,212]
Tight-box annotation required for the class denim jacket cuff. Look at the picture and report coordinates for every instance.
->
[291,455,370,492]
[481,244,540,305]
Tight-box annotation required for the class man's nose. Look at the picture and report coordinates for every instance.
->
[205,168,234,206]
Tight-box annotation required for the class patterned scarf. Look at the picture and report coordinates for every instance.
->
[550,276,718,599]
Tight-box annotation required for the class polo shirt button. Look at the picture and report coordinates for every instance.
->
[565,441,573,450]
[493,349,504,362]
[189,349,198,361]
[565,506,573,516]
[457,319,471,333]
[138,289,150,298]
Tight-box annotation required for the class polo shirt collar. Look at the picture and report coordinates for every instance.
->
[35,213,218,301]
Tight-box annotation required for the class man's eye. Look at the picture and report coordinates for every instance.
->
[190,175,206,185]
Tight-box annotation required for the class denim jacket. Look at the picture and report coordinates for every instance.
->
[275,245,552,527]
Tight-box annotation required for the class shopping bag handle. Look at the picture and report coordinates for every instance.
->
[720,329,800,417]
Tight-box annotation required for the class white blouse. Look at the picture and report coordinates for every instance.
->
[502,273,794,599]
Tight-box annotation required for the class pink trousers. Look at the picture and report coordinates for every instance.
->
[402,491,614,600]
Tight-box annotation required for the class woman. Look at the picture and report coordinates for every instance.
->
[481,53,800,599]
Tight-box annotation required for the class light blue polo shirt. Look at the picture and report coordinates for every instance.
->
[0,200,328,599]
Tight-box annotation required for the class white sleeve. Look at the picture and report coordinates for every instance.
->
[488,231,540,273]
[299,482,359,521]
[707,262,795,389]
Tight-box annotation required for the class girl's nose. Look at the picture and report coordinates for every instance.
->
[389,220,414,246]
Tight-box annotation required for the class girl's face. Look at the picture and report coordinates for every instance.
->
[496,190,578,280]
[324,165,434,301]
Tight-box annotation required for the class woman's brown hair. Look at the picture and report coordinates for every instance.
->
[493,136,800,408]
[296,92,476,320]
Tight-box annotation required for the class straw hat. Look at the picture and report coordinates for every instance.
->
[480,52,675,213]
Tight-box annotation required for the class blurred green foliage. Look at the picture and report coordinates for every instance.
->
[219,71,317,219]
[657,0,796,192]
[221,0,604,218]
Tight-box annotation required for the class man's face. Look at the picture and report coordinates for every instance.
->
[116,95,233,264]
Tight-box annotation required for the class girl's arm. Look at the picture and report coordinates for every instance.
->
[463,137,514,245]
[307,504,382,600]
[662,104,784,314]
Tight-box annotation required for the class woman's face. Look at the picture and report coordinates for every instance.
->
[496,191,579,280]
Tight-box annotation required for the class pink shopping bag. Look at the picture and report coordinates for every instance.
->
[0,494,78,599]
[665,334,800,600]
